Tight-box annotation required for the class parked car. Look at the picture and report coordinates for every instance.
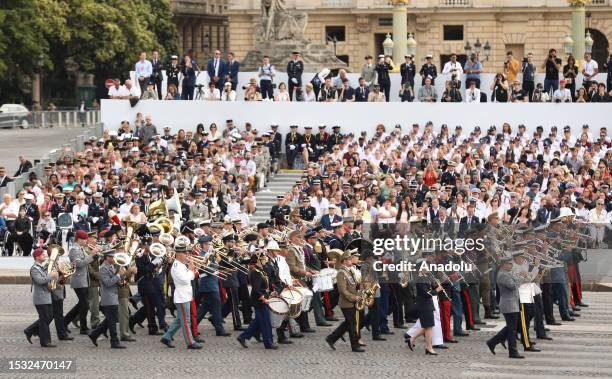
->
[0,104,33,129]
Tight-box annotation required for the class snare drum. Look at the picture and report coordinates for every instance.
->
[295,287,313,312]
[312,272,334,292]
[280,288,303,318]
[268,297,289,328]
[320,268,338,284]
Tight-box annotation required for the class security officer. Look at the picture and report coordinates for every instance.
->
[400,54,416,89]
[24,248,60,347]
[195,235,231,336]
[299,197,316,221]
[270,196,291,225]
[166,55,181,90]
[325,251,364,352]
[88,249,126,349]
[419,54,438,85]
[151,50,164,100]
[63,230,96,334]
[287,51,304,101]
[328,126,343,151]
[285,125,303,169]
[375,54,393,102]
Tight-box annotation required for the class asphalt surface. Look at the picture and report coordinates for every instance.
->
[0,286,609,378]
[0,127,96,175]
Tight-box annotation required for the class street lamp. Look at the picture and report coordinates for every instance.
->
[463,38,491,61]
[584,30,594,54]
[406,33,417,57]
[383,33,394,56]
[563,34,575,56]
[37,54,44,108]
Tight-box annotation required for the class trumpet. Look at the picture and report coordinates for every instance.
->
[187,254,228,280]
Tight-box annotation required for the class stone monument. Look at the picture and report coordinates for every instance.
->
[240,0,347,72]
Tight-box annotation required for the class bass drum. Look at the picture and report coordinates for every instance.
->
[280,288,303,318]
[268,297,289,328]
[295,286,313,312]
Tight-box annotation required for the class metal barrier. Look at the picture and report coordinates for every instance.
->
[32,110,100,128]
[0,123,104,198]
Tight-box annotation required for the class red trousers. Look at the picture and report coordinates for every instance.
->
[439,298,452,341]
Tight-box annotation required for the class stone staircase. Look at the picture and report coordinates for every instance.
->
[249,170,303,225]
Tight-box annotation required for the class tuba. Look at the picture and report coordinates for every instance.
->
[149,242,168,259]
[356,281,380,311]
[57,260,75,284]
[147,217,174,234]
[47,244,65,291]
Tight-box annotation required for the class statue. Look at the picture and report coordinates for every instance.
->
[260,0,308,42]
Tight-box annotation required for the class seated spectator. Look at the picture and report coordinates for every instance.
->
[399,83,414,102]
[575,87,588,103]
[203,81,221,101]
[275,82,290,102]
[441,80,462,102]
[244,78,262,101]
[591,83,610,102]
[141,81,158,100]
[164,84,181,100]
[338,79,355,102]
[532,83,550,102]
[367,84,386,102]
[303,83,316,102]
[510,81,528,102]
[220,82,237,101]
[552,80,572,103]
[490,73,509,102]
[465,81,481,103]
[319,77,336,102]
[418,77,437,102]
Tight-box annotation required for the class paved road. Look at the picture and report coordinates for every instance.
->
[0,286,610,378]
[0,127,96,175]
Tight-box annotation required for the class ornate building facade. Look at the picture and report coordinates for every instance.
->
[172,0,229,61]
[227,0,612,72]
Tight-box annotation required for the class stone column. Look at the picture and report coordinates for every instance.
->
[32,74,41,106]
[570,1,586,65]
[391,0,409,70]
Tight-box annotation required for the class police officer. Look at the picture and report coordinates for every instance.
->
[400,54,416,89]
[88,249,126,349]
[287,51,304,101]
[270,195,291,224]
[25,248,60,347]
[299,197,316,221]
[166,55,181,91]
[420,54,438,85]
[285,125,303,169]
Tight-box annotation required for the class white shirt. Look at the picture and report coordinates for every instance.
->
[119,202,134,216]
[442,61,464,82]
[242,159,256,177]
[125,85,140,98]
[465,88,481,103]
[72,203,89,222]
[108,86,129,98]
[220,90,236,101]
[276,256,292,285]
[552,88,572,102]
[171,260,195,303]
[583,59,598,76]
[590,207,608,223]
[203,88,221,100]
[303,90,316,102]
[135,59,152,78]
[310,197,329,220]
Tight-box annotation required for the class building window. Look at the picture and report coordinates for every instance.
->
[378,17,392,27]
[337,55,349,66]
[443,25,464,41]
[325,26,346,42]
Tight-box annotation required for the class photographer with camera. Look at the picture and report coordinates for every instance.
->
[180,55,198,100]
[542,48,562,94]
[503,51,520,82]
[442,53,463,89]
[531,83,550,103]
[464,53,482,89]
[221,82,237,101]
[441,80,462,103]
[257,55,276,100]
[521,53,536,101]
[563,55,578,99]
[243,78,262,101]
[490,73,509,102]
[375,54,393,102]
[465,81,481,103]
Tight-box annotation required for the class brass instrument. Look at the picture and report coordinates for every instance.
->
[149,243,168,259]
[47,244,64,291]
[356,282,380,310]
[56,260,75,284]
[147,218,174,235]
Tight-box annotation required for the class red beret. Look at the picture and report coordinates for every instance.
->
[75,230,89,240]
[33,248,45,258]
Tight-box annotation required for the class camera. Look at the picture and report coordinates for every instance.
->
[195,84,204,88]
[522,57,528,63]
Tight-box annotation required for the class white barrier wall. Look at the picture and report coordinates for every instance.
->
[130,71,609,103]
[101,100,609,138]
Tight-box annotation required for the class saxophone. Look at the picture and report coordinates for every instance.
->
[356,281,380,310]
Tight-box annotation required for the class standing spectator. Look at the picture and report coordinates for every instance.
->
[367,84,386,102]
[207,50,227,90]
[180,55,198,100]
[542,48,562,94]
[361,55,377,90]
[220,82,237,101]
[465,81,481,103]
[138,116,157,145]
[225,52,240,91]
[355,77,369,102]
[418,77,438,102]
[563,55,578,99]
[419,54,437,85]
[375,55,393,102]
[442,53,463,88]
[490,73,509,102]
[258,56,275,100]
[606,53,612,92]
[521,53,536,101]
[400,54,416,89]
[503,51,520,82]
[15,156,32,177]
[0,166,12,187]
[582,52,599,90]
[464,53,482,88]
[166,55,181,93]
[310,68,330,100]
[135,51,152,97]
[287,51,304,101]
[151,50,164,100]
[203,82,221,101]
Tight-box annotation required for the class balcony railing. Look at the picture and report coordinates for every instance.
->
[320,0,356,7]
[439,0,471,6]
